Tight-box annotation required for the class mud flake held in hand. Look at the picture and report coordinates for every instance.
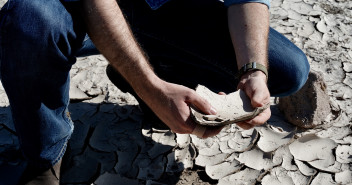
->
[190,85,269,127]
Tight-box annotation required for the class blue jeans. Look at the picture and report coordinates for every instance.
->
[0,0,309,168]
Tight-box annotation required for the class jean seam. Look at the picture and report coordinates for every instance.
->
[51,135,71,167]
[50,102,74,166]
[49,106,74,166]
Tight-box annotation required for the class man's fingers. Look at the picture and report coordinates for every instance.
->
[187,91,217,115]
[192,124,207,138]
[244,108,271,126]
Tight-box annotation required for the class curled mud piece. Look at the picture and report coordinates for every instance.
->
[190,85,269,126]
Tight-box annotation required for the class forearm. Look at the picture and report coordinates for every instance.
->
[228,3,269,70]
[82,0,160,98]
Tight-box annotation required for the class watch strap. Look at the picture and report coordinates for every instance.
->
[237,62,268,79]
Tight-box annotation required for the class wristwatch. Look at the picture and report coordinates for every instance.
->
[236,62,268,79]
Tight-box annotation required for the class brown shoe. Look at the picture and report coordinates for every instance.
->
[18,159,61,185]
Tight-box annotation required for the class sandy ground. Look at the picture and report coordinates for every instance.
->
[0,0,351,184]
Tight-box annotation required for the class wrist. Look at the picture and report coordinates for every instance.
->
[240,70,268,83]
[237,62,268,80]
[134,73,165,102]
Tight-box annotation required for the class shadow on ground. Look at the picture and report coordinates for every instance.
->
[0,102,188,185]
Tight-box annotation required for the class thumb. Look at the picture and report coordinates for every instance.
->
[187,91,217,115]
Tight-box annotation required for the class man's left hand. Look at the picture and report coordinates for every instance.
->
[236,70,271,129]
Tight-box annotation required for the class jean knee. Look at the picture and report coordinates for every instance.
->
[4,0,81,61]
[268,28,311,97]
[280,49,310,96]
[291,49,310,92]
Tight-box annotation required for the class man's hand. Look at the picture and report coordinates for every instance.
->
[237,71,271,129]
[140,78,223,138]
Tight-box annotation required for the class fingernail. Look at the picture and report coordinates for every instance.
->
[210,106,217,115]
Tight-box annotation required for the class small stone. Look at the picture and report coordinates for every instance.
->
[279,71,331,128]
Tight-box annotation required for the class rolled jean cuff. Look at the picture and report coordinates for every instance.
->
[25,125,74,169]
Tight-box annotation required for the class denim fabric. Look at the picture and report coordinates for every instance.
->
[0,0,86,168]
[0,0,309,168]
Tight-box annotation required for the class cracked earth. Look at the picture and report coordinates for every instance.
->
[0,0,351,184]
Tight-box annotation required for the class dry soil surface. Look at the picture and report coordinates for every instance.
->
[0,0,351,185]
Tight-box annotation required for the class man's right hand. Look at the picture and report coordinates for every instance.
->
[139,78,223,138]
